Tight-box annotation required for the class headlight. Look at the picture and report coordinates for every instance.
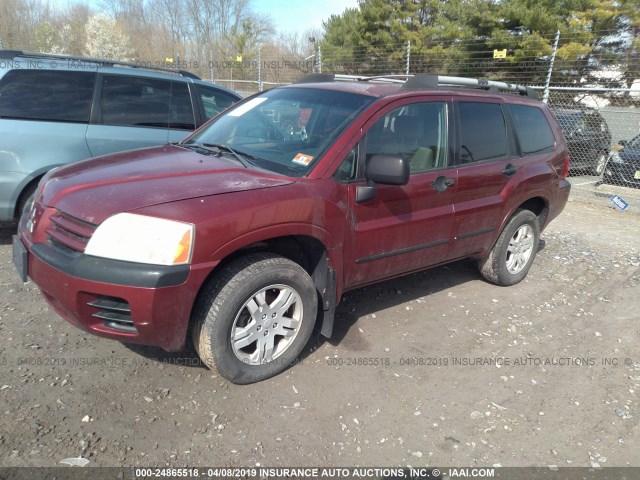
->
[610,152,624,164]
[85,213,195,266]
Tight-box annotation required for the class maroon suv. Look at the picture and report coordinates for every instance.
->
[14,74,571,384]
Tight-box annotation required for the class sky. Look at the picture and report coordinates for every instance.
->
[47,0,360,36]
[252,0,359,34]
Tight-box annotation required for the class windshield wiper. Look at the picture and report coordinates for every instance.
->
[183,142,258,169]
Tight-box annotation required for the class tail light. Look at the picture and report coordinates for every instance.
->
[560,153,570,179]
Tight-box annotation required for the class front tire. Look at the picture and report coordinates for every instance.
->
[478,209,540,286]
[192,253,317,384]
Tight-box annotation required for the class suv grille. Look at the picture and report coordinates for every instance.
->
[87,296,136,333]
[47,211,96,253]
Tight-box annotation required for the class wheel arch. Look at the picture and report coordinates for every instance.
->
[498,195,549,234]
[516,196,549,228]
[191,228,341,341]
[12,165,64,220]
[476,194,548,261]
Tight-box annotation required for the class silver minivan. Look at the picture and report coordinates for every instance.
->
[0,50,241,223]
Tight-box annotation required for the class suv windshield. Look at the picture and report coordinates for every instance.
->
[184,87,374,176]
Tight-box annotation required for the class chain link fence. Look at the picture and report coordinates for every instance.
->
[2,27,639,210]
[541,88,640,209]
[210,81,640,211]
[203,36,640,211]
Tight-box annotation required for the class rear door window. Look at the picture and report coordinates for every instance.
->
[458,102,507,163]
[0,70,95,123]
[99,75,171,128]
[507,104,555,155]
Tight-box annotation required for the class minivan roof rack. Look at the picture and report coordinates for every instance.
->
[0,50,201,80]
[294,73,538,98]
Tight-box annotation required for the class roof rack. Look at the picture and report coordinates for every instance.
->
[294,73,537,98]
[0,50,201,80]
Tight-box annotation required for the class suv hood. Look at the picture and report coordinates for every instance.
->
[40,145,294,224]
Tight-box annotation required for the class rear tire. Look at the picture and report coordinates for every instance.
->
[192,253,317,384]
[478,209,540,286]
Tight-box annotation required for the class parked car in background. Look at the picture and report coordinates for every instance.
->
[603,135,640,188]
[14,73,571,384]
[0,50,241,224]
[553,107,612,175]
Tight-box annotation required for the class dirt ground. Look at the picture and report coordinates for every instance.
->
[0,198,638,469]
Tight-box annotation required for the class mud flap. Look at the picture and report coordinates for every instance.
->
[311,255,337,338]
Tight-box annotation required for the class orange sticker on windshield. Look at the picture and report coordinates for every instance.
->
[292,153,314,166]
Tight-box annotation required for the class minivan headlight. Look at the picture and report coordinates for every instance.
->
[85,213,194,266]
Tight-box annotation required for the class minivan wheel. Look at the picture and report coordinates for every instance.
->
[593,153,608,176]
[478,209,540,286]
[16,183,37,224]
[192,253,317,384]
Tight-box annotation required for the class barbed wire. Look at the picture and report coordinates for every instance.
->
[1,29,638,90]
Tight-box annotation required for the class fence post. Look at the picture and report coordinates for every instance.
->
[258,43,263,92]
[209,47,214,82]
[316,46,322,74]
[543,30,560,104]
[406,40,411,76]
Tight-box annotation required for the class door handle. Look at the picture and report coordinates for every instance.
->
[433,175,456,192]
[502,163,518,177]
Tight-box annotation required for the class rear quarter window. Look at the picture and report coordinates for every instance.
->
[507,104,555,155]
[0,70,95,123]
[197,85,238,121]
[169,81,196,130]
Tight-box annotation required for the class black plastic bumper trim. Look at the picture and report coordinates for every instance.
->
[31,243,189,288]
[12,235,28,283]
[455,227,495,240]
[559,179,571,192]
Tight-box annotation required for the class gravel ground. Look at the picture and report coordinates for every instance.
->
[0,199,638,468]
[568,173,640,211]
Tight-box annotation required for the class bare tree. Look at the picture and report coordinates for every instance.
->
[0,0,49,49]
[55,2,92,54]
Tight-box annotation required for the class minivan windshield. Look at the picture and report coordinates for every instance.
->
[184,87,374,176]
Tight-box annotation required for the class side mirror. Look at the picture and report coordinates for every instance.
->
[366,155,410,185]
[356,155,410,203]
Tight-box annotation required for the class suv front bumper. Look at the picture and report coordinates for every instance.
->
[19,236,212,352]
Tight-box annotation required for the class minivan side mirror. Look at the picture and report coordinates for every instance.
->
[356,155,410,203]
